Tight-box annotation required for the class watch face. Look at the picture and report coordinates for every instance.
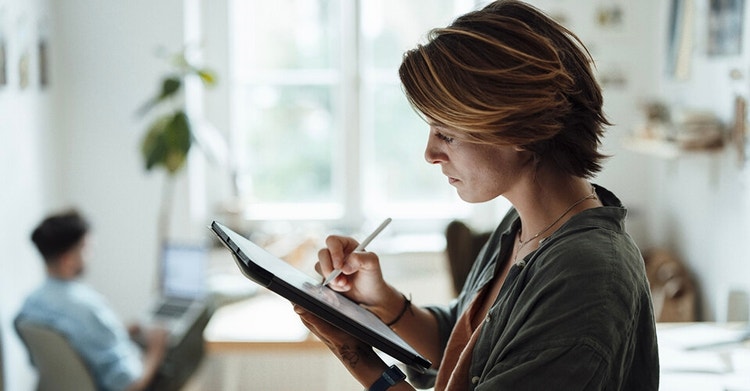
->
[369,365,406,391]
[384,365,406,385]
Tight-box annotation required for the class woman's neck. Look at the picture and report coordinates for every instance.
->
[507,175,600,247]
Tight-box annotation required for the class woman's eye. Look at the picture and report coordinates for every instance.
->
[436,132,454,143]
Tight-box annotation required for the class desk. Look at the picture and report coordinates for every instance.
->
[203,293,319,352]
[194,297,750,391]
[189,293,365,391]
[658,322,750,391]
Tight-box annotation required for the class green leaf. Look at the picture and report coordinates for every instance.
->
[135,76,182,117]
[140,112,192,174]
[140,116,170,171]
[163,111,192,174]
[197,69,217,86]
[137,47,219,175]
[159,77,182,100]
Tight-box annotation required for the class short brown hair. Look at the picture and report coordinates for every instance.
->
[399,0,609,178]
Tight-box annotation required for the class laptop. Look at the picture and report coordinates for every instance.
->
[209,221,432,372]
[141,243,208,347]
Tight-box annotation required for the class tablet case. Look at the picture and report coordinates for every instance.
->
[210,221,432,371]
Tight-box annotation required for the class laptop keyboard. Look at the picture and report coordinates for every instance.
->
[155,301,191,317]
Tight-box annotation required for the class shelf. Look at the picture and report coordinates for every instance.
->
[622,137,724,159]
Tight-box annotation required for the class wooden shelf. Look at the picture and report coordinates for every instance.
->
[622,137,723,159]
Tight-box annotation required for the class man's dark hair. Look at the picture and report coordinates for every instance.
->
[31,209,90,263]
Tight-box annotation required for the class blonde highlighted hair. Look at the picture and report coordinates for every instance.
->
[399,0,609,178]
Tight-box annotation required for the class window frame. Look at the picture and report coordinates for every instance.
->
[197,0,509,234]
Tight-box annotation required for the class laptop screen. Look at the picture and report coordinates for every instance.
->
[161,244,207,300]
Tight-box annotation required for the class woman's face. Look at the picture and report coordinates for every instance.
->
[424,122,531,203]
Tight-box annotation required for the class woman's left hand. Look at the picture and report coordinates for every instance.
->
[294,304,388,387]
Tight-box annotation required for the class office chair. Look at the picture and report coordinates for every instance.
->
[445,220,491,297]
[643,248,696,322]
[15,320,97,391]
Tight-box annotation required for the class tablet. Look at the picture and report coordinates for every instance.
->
[210,221,432,371]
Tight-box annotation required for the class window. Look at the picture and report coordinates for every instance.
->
[226,0,494,229]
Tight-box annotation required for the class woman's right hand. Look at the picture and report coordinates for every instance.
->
[316,234,444,368]
[317,235,395,309]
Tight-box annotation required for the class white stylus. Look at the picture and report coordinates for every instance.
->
[321,217,392,286]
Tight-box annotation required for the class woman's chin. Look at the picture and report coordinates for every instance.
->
[456,192,484,204]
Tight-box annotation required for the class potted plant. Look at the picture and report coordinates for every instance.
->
[137,48,217,251]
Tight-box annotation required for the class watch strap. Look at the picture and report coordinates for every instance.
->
[368,365,406,391]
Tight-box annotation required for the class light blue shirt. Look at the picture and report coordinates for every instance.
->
[15,277,142,391]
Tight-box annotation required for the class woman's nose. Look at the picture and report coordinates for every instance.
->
[424,137,443,164]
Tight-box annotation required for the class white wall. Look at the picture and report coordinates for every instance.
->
[49,0,187,320]
[2,0,188,389]
[0,0,57,387]
[533,0,750,321]
[650,0,750,320]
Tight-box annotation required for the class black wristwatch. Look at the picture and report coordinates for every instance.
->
[367,365,406,391]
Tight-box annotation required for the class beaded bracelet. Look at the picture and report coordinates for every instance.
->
[386,293,413,327]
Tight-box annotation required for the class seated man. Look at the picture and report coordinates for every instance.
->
[15,209,169,391]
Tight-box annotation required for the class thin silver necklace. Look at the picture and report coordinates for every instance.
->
[515,187,597,262]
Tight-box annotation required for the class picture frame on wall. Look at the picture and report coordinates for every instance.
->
[733,95,747,166]
[0,35,6,87]
[0,4,6,87]
[595,2,625,30]
[38,37,47,87]
[667,0,695,80]
[707,0,745,56]
[38,15,49,88]
[18,45,29,90]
